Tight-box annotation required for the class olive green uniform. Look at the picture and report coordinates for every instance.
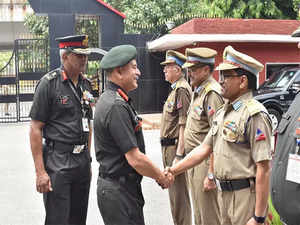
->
[184,76,223,225]
[160,76,192,225]
[203,91,272,225]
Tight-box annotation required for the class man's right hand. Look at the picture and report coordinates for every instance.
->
[156,169,174,189]
[36,172,52,193]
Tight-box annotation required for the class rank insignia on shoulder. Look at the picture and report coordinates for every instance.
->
[207,106,215,116]
[46,71,58,80]
[255,128,266,141]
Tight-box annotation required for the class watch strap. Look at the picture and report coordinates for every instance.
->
[253,214,265,223]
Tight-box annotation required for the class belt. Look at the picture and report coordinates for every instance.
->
[215,178,255,192]
[99,173,141,185]
[45,139,86,154]
[160,138,178,146]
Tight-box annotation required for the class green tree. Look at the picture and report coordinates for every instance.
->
[201,0,296,19]
[104,0,204,33]
[24,13,49,39]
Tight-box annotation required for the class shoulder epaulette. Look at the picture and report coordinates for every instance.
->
[215,104,224,115]
[245,99,268,116]
[45,70,59,80]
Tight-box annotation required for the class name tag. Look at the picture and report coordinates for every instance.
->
[286,154,300,184]
[82,118,89,132]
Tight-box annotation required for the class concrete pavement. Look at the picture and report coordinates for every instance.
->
[0,121,174,225]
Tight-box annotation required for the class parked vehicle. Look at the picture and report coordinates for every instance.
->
[254,67,300,130]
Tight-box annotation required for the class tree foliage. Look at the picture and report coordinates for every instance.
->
[24,13,49,39]
[103,0,299,33]
[200,0,297,19]
[24,0,300,36]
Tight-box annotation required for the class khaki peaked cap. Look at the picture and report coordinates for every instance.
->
[182,47,217,69]
[100,45,137,70]
[160,50,186,67]
[216,46,263,76]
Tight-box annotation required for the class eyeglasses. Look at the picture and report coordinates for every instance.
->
[219,73,241,82]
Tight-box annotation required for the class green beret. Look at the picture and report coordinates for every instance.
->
[100,45,137,70]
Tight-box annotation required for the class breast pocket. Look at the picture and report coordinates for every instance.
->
[222,120,239,143]
[189,106,204,132]
[164,101,176,122]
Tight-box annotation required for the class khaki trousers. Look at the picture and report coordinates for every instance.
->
[188,160,220,225]
[162,145,192,225]
[218,187,256,225]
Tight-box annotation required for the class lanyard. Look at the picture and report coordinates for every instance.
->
[67,79,88,118]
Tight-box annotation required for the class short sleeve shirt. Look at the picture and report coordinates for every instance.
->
[203,91,272,180]
[29,68,93,144]
[94,81,145,179]
[160,76,192,139]
[184,76,223,151]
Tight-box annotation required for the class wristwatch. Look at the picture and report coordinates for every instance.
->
[253,214,266,224]
[207,173,214,181]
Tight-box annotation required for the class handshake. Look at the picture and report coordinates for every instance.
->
[156,167,175,189]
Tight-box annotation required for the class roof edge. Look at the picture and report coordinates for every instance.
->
[147,34,300,52]
[96,0,126,19]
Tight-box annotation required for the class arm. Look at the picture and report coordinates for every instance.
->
[125,147,171,187]
[169,143,212,176]
[246,160,270,225]
[255,160,270,216]
[173,124,185,164]
[29,120,52,193]
[203,91,223,190]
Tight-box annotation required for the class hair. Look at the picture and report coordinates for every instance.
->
[235,68,257,90]
[104,68,114,77]
[59,49,71,63]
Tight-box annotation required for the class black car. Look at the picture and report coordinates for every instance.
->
[254,67,300,130]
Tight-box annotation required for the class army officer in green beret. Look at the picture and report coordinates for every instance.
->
[94,45,172,225]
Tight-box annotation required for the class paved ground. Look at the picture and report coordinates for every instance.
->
[0,119,176,225]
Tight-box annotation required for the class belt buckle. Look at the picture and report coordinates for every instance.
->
[73,145,85,154]
[215,179,222,191]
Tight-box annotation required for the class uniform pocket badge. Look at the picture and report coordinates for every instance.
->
[222,121,238,142]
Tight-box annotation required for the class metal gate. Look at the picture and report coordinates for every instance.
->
[0,39,49,123]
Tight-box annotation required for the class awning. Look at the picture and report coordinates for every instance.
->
[147,34,300,52]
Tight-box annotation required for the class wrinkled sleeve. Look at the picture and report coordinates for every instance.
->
[108,103,138,154]
[176,87,191,125]
[29,78,51,123]
[247,112,273,163]
[204,91,224,127]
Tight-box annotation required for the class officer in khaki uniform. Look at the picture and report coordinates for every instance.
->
[160,50,192,225]
[168,46,272,225]
[183,48,223,225]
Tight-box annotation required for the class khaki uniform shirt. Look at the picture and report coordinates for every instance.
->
[184,76,223,153]
[203,91,272,180]
[160,76,192,139]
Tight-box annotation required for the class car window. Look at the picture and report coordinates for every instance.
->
[293,72,300,84]
[263,70,297,88]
